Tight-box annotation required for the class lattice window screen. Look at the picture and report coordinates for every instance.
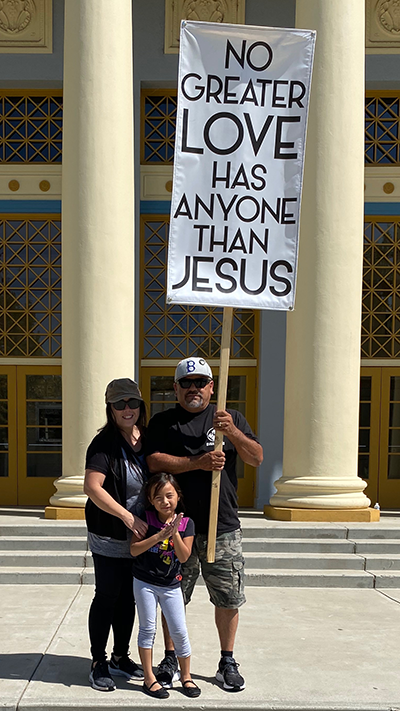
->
[362,219,400,358]
[141,90,177,164]
[142,218,257,359]
[0,217,62,356]
[0,93,62,163]
[365,94,400,165]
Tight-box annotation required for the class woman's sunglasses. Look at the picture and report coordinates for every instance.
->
[178,377,210,389]
[112,398,141,410]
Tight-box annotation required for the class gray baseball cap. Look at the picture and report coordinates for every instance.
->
[105,378,143,404]
[174,357,213,382]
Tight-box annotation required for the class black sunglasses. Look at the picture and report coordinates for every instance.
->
[178,377,210,389]
[112,398,141,410]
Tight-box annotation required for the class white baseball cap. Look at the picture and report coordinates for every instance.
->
[174,357,213,382]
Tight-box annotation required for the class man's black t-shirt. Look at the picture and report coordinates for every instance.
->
[145,404,259,535]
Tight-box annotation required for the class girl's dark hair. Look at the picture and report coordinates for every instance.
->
[145,472,185,514]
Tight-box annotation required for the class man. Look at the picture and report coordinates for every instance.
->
[145,356,263,692]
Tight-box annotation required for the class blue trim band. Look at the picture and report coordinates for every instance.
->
[0,200,61,213]
[364,202,400,215]
[140,200,171,214]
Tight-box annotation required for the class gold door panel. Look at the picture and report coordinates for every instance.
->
[0,366,17,505]
[17,365,61,505]
[360,366,400,509]
[358,368,381,506]
[0,365,61,506]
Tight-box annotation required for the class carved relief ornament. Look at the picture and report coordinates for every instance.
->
[366,0,400,51]
[0,0,52,53]
[165,0,245,54]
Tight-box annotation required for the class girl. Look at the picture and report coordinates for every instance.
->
[130,472,201,699]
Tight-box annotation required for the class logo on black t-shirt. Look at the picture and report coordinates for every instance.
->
[206,427,215,446]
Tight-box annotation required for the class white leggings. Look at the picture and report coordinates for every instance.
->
[133,577,191,658]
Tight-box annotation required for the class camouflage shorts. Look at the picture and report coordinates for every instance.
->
[181,529,246,609]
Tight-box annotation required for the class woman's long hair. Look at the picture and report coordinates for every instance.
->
[97,401,148,478]
[99,401,147,438]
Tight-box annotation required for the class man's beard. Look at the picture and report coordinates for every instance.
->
[185,394,204,409]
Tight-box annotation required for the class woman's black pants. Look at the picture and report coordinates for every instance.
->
[89,553,135,663]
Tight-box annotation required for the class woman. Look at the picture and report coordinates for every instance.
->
[84,377,148,692]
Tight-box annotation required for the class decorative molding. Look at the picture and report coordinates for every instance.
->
[141,359,257,367]
[0,165,61,199]
[0,0,52,54]
[361,359,400,365]
[165,0,245,54]
[364,166,400,201]
[141,165,173,201]
[366,0,400,53]
[0,357,61,364]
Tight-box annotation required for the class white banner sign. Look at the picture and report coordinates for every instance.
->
[167,21,315,310]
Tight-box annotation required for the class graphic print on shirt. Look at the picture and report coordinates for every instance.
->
[146,510,189,579]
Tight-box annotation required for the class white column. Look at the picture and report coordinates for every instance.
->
[49,0,135,509]
[269,0,370,512]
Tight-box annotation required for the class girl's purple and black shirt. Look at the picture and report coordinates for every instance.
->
[131,510,195,588]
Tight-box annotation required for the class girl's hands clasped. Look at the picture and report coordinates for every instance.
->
[156,512,183,540]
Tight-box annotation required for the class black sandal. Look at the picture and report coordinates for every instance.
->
[143,680,169,699]
[181,679,201,698]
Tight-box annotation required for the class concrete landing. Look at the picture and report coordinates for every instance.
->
[2,583,400,711]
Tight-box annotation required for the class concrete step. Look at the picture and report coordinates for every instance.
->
[0,536,88,550]
[244,552,365,570]
[363,553,400,570]
[0,523,86,537]
[244,569,375,588]
[240,524,348,539]
[0,549,364,571]
[373,570,400,587]
[345,525,400,539]
[354,540,400,554]
[0,551,93,567]
[0,567,85,584]
[0,566,376,587]
[241,537,355,553]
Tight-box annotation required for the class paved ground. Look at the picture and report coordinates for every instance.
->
[2,506,400,710]
[2,583,400,711]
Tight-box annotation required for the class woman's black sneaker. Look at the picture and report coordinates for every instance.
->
[89,660,116,691]
[156,654,180,688]
[108,653,144,680]
[215,656,245,691]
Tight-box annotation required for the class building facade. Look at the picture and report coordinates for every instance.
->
[0,0,399,515]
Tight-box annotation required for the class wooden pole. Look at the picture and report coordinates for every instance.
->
[207,306,233,563]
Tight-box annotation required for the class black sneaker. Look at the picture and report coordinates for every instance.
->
[89,660,116,692]
[216,656,245,691]
[156,654,180,688]
[108,653,144,680]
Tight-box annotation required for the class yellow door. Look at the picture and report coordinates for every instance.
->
[359,366,400,509]
[0,366,18,505]
[0,365,61,506]
[140,366,258,506]
[378,368,400,508]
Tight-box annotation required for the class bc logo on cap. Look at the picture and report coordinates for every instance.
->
[186,358,206,373]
